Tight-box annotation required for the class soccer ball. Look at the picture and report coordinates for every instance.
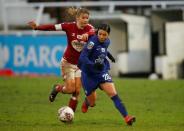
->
[58,106,74,123]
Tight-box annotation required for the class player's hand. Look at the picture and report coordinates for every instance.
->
[94,62,104,71]
[28,21,37,30]
[81,33,89,41]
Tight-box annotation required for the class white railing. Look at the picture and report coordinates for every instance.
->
[1,0,184,32]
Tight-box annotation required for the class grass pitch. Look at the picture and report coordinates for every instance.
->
[0,77,184,131]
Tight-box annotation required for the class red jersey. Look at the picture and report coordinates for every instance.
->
[57,22,94,64]
[36,22,95,65]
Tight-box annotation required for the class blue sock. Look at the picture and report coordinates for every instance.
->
[111,95,128,117]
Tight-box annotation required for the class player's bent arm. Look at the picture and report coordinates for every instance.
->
[79,44,94,67]
[82,27,95,41]
[87,28,95,36]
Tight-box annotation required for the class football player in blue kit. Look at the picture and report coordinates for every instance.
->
[78,23,136,125]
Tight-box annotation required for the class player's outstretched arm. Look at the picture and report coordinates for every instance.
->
[28,21,56,31]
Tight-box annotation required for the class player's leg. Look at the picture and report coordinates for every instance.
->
[49,59,76,102]
[68,76,81,112]
[82,91,96,113]
[100,82,135,125]
[49,84,63,102]
[80,72,97,113]
[60,59,77,93]
[49,77,75,102]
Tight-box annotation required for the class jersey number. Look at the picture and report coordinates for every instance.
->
[102,73,111,81]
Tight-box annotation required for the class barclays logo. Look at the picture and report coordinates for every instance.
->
[0,35,67,76]
[0,44,9,68]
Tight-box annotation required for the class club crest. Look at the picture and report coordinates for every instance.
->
[87,41,94,49]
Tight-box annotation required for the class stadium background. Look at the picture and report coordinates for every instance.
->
[1,0,184,79]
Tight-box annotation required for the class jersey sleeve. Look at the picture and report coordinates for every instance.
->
[55,22,73,31]
[35,24,56,31]
[54,24,62,30]
[107,51,115,63]
[35,23,68,31]
[35,22,72,31]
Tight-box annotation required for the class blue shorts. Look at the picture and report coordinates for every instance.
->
[81,71,113,96]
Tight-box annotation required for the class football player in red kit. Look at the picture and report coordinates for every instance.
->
[28,8,95,112]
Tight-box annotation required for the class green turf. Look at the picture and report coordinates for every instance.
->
[0,77,184,131]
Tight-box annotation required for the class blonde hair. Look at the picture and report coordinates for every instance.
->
[67,7,89,19]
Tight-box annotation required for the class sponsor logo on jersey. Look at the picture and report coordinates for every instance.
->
[71,40,85,52]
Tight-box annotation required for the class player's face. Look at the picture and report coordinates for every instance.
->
[76,13,89,28]
[97,29,109,43]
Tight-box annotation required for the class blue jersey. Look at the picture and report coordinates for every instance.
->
[78,35,110,75]
[78,35,113,96]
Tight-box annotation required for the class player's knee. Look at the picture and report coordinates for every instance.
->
[108,92,117,97]
[69,87,76,93]
[65,82,75,93]
[75,88,81,95]
[65,86,75,93]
